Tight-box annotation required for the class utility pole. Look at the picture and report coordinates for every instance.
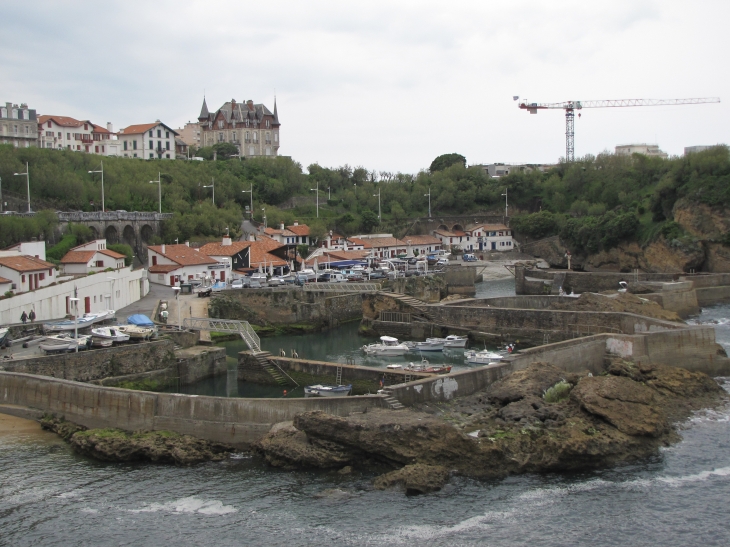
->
[13,162,31,213]
[88,161,104,212]
[373,187,381,221]
[0,176,3,213]
[149,172,162,213]
[502,188,508,220]
[424,187,431,218]
[310,181,319,217]
[204,177,215,206]
[241,183,253,218]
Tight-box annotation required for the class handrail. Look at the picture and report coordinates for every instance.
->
[182,317,260,352]
[272,358,300,387]
[303,283,382,293]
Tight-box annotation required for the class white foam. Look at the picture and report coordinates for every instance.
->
[655,466,730,486]
[129,496,237,515]
[80,507,98,514]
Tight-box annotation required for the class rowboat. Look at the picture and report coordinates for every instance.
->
[91,326,130,344]
[117,325,155,340]
[304,384,352,397]
[43,310,116,332]
[362,336,410,356]
[39,334,91,353]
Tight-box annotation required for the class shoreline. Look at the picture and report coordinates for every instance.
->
[0,412,45,437]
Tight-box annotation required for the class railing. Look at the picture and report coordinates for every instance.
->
[182,317,261,352]
[56,211,173,222]
[567,323,621,336]
[379,311,412,323]
[303,283,382,293]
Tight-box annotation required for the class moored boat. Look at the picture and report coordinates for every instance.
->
[304,384,352,397]
[410,339,444,352]
[39,333,91,353]
[362,336,410,356]
[465,349,505,365]
[91,326,130,344]
[403,359,452,374]
[117,325,155,340]
[0,326,10,347]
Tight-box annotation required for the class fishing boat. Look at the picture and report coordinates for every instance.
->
[465,350,505,365]
[0,326,9,347]
[304,384,352,397]
[409,339,444,352]
[39,333,91,353]
[362,336,410,356]
[43,310,116,332]
[91,326,130,344]
[421,334,468,349]
[117,325,155,340]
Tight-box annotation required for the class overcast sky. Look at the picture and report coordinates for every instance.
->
[1,1,727,173]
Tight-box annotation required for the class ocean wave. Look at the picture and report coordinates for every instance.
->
[129,496,237,515]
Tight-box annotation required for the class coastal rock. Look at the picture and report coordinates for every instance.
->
[485,363,567,405]
[373,464,450,495]
[570,376,667,437]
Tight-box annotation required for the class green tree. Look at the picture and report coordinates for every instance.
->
[212,142,239,159]
[429,153,467,173]
[108,243,134,266]
[360,209,379,232]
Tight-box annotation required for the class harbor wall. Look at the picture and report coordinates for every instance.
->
[0,371,387,448]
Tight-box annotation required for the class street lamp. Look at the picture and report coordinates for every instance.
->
[0,176,3,213]
[261,207,267,229]
[69,297,79,352]
[424,187,431,218]
[502,187,509,219]
[203,177,215,206]
[241,183,253,217]
[149,172,162,213]
[172,286,181,331]
[310,181,319,218]
[88,161,105,212]
[327,186,331,200]
[13,162,31,213]
[373,187,381,221]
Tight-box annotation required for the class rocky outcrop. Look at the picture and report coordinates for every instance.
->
[254,362,727,493]
[549,292,681,322]
[40,417,233,465]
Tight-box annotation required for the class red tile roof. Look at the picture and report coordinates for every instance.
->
[99,248,127,259]
[362,237,404,248]
[37,115,84,128]
[60,250,95,264]
[119,122,178,136]
[199,241,251,257]
[319,250,370,261]
[91,123,112,134]
[148,264,180,274]
[347,238,372,248]
[405,235,442,245]
[0,276,11,284]
[248,238,288,267]
[147,244,218,266]
[287,224,310,236]
[0,255,54,272]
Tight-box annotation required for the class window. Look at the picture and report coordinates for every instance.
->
[157,141,162,151]
[232,132,237,142]
[149,140,153,149]
[49,269,53,276]
[149,130,153,137]
[13,125,18,134]
[21,275,25,283]
[57,131,61,137]
[11,109,17,119]
[133,153,137,158]
[157,129,161,138]
[245,131,249,142]
[133,140,137,150]
[165,141,170,150]
[166,154,170,158]
[84,123,88,130]
[218,120,224,129]
[165,131,169,138]
[47,121,52,128]
[124,141,127,150]
[218,132,224,142]
[96,260,104,267]
[39,272,45,280]
[149,153,154,158]
[67,132,70,139]
[253,132,258,143]
[95,146,99,153]
[265,147,271,156]
[249,146,255,155]
[266,120,270,128]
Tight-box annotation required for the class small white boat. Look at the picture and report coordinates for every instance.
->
[465,350,505,365]
[386,364,403,369]
[43,310,115,332]
[0,326,9,347]
[441,335,468,348]
[91,337,113,348]
[410,339,444,352]
[91,309,116,324]
[40,333,91,353]
[304,384,352,397]
[362,336,410,356]
[91,326,130,344]
[116,325,155,340]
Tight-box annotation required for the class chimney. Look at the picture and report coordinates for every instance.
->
[280,222,285,230]
[231,98,236,107]
[247,100,254,111]
[293,220,299,226]
[185,241,190,247]
[222,236,232,246]
[107,122,113,132]
[249,234,255,242]
[161,244,166,254]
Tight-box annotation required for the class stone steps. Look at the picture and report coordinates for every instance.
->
[380,388,405,410]
[379,292,436,321]
[254,351,289,386]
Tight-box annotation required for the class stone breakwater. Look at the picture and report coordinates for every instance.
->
[254,361,728,494]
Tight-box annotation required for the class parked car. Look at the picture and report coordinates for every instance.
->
[317,272,346,283]
[346,273,364,282]
[268,276,286,286]
[196,286,212,297]
[462,253,477,262]
[368,271,387,280]
[436,258,449,266]
[231,279,245,289]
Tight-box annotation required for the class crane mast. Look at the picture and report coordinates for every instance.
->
[517,97,720,162]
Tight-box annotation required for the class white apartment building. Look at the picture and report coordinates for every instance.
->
[118,122,179,160]
[147,243,221,286]
[615,144,668,159]
[176,122,201,148]
[0,254,57,293]
[3,240,46,261]
[1,102,38,147]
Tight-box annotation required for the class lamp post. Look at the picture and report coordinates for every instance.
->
[310,181,319,218]
[88,161,105,212]
[13,162,31,213]
[373,187,381,221]
[502,187,509,220]
[69,297,79,352]
[204,177,215,206]
[172,286,181,330]
[327,186,331,200]
[0,176,3,213]
[149,172,162,213]
[241,183,253,217]
[424,187,431,218]
[261,207,267,229]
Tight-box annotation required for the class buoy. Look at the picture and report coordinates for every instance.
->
[283,390,287,396]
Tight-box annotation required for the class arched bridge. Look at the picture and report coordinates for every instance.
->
[57,211,172,259]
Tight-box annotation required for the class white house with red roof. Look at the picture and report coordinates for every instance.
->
[351,234,407,258]
[467,223,514,252]
[261,221,310,246]
[0,254,56,293]
[59,239,126,276]
[401,235,443,257]
[37,115,119,155]
[198,237,251,271]
[147,243,221,286]
[118,122,179,160]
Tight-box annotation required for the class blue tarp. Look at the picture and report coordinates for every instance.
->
[127,314,155,327]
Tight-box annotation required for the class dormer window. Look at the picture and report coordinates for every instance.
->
[218,120,224,129]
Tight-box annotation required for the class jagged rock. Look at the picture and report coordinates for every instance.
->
[486,363,567,405]
[571,376,667,437]
[254,423,359,469]
[498,395,544,422]
[373,464,450,495]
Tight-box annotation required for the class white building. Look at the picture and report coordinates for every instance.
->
[261,221,311,246]
[684,145,715,155]
[147,243,221,286]
[117,122,179,160]
[1,102,38,147]
[432,224,515,252]
[0,255,57,293]
[350,235,406,259]
[3,240,46,261]
[615,143,668,159]
[37,115,118,155]
[401,235,442,257]
[59,239,126,276]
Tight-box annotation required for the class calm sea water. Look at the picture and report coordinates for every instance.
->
[1,291,729,547]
